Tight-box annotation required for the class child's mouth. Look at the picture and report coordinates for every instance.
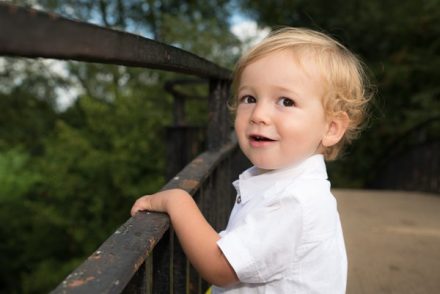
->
[249,135,276,147]
[250,135,275,142]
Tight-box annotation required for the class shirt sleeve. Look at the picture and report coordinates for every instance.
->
[217,194,303,283]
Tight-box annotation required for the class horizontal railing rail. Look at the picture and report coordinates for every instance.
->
[0,3,230,79]
[0,3,245,293]
[0,3,232,150]
[52,136,240,293]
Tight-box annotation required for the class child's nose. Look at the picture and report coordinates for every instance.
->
[250,101,271,125]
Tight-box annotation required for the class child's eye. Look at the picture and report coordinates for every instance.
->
[239,95,256,104]
[277,97,296,107]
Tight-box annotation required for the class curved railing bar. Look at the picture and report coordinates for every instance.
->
[0,3,231,79]
[51,135,237,293]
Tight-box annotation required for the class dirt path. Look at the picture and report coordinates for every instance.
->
[333,189,440,294]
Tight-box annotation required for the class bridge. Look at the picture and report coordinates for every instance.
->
[335,189,440,293]
[1,3,438,294]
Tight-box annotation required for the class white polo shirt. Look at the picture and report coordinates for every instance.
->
[213,154,347,294]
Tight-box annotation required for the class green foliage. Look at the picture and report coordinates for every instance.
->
[0,149,41,200]
[0,58,65,151]
[0,68,173,292]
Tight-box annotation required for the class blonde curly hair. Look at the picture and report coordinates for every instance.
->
[231,27,372,160]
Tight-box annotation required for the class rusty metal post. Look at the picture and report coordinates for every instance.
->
[165,82,205,180]
[207,79,230,151]
[165,126,205,180]
[164,82,207,293]
[151,231,171,293]
[122,257,153,294]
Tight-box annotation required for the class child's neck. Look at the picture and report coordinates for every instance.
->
[254,167,272,175]
[253,153,324,176]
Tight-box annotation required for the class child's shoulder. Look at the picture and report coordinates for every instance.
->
[282,179,339,239]
[280,178,337,217]
[283,177,333,203]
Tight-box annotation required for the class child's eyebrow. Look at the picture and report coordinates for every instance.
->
[238,85,301,99]
[270,85,301,98]
[237,85,253,92]
[271,84,300,93]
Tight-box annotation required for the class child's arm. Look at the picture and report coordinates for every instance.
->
[131,189,239,287]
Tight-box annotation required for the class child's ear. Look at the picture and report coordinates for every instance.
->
[322,112,349,147]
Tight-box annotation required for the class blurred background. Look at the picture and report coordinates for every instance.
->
[0,0,439,293]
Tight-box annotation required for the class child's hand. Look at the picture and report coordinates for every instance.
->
[130,188,238,286]
[130,189,187,216]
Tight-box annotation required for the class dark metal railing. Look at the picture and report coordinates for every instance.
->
[0,3,230,79]
[164,78,208,179]
[51,137,246,293]
[369,117,440,194]
[0,3,250,293]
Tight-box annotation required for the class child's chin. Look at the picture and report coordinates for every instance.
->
[253,158,301,171]
[249,155,297,170]
[253,162,279,171]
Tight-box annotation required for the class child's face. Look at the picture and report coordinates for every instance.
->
[234,50,329,170]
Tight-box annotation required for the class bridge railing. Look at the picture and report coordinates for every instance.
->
[369,117,440,194]
[0,3,249,293]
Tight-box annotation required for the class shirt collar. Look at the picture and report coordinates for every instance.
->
[233,154,328,204]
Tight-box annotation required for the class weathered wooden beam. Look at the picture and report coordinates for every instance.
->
[0,3,231,79]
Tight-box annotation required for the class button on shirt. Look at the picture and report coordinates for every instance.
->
[212,154,347,294]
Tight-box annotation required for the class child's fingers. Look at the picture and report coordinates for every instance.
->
[130,195,151,216]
